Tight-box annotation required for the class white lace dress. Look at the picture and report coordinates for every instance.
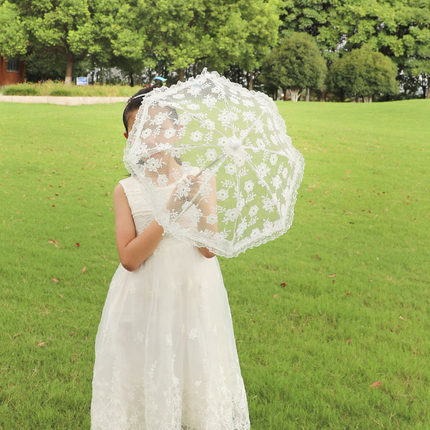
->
[91,175,251,430]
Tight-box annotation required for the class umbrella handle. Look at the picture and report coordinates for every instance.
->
[174,188,202,220]
[195,153,226,177]
[174,152,226,221]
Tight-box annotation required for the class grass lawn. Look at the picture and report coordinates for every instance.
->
[0,99,429,429]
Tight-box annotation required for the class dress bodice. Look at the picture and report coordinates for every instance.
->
[118,174,199,254]
[119,175,160,236]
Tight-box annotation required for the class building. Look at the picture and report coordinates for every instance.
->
[0,56,25,86]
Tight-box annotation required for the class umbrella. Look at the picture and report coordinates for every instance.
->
[124,69,305,258]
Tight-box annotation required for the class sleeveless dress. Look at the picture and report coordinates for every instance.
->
[90,175,251,430]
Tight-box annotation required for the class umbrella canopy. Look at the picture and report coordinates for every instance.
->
[124,69,305,258]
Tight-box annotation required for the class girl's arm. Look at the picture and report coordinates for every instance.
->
[114,183,164,272]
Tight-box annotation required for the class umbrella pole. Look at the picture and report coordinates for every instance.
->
[174,153,226,221]
[195,153,226,177]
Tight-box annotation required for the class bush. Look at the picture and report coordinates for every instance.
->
[49,88,73,96]
[2,85,39,96]
[326,45,399,101]
[260,31,327,102]
[1,82,136,97]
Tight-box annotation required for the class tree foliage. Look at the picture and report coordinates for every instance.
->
[326,45,399,101]
[0,0,428,98]
[279,0,430,96]
[0,0,119,84]
[0,1,28,57]
[260,31,327,101]
[280,0,344,62]
[109,0,281,86]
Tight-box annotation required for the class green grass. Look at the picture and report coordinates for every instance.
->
[0,99,429,429]
[1,82,136,97]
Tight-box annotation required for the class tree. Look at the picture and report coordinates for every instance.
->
[279,0,430,98]
[0,0,119,84]
[279,0,345,63]
[326,45,399,101]
[105,1,155,85]
[234,0,281,90]
[110,0,206,83]
[260,31,327,101]
[109,0,281,87]
[330,0,430,97]
[0,1,27,58]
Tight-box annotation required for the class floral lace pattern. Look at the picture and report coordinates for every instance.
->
[124,69,305,258]
[91,177,251,429]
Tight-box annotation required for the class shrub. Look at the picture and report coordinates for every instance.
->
[2,85,39,96]
[326,45,399,102]
[49,88,73,96]
[260,32,327,102]
[1,82,136,97]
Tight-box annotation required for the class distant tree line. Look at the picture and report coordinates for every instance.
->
[0,0,429,100]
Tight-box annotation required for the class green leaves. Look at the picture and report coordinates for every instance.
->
[1,0,121,81]
[327,45,399,99]
[107,0,280,78]
[0,1,28,57]
[260,31,327,97]
[2,0,428,92]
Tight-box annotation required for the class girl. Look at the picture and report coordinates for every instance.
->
[90,84,251,430]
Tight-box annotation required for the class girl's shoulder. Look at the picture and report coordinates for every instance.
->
[118,175,138,188]
[116,175,149,214]
[119,175,136,185]
[117,175,141,200]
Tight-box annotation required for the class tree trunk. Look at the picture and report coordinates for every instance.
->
[249,71,254,91]
[425,74,430,98]
[306,87,310,101]
[289,89,302,102]
[321,89,326,102]
[129,72,134,87]
[65,53,73,85]
[178,68,185,82]
[282,88,287,101]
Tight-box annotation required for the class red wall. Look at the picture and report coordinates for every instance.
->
[0,56,26,86]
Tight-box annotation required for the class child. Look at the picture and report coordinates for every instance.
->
[90,84,251,429]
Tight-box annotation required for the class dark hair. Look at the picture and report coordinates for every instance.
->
[123,81,163,133]
[123,80,182,167]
